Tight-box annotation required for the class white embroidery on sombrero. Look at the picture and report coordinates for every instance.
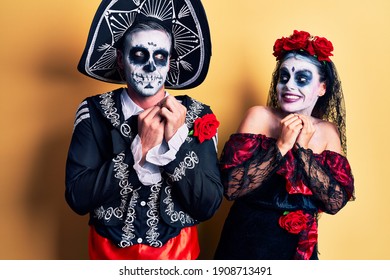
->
[173,24,198,56]
[142,0,173,21]
[180,60,193,72]
[91,44,117,71]
[178,2,190,18]
[167,58,179,85]
[86,0,204,88]
[110,12,137,42]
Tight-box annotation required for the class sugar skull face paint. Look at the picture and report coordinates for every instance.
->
[121,29,171,97]
[276,57,326,115]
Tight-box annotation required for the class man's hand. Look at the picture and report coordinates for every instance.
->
[137,105,165,164]
[158,95,187,142]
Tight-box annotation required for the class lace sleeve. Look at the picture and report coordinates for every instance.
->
[295,147,355,214]
[219,134,283,200]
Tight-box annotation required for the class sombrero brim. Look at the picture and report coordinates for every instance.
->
[77,0,212,89]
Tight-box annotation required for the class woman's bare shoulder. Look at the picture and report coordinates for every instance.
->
[246,105,273,117]
[316,120,342,154]
[237,106,276,134]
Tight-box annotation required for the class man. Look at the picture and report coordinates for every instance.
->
[65,0,223,259]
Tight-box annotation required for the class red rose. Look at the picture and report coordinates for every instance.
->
[273,31,334,63]
[283,30,311,51]
[312,36,334,62]
[278,210,308,234]
[272,37,286,60]
[193,114,220,143]
[305,40,316,56]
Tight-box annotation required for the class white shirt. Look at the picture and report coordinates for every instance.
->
[120,89,189,185]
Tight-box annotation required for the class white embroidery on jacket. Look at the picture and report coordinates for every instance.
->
[120,188,139,248]
[94,152,132,221]
[167,151,199,182]
[163,184,195,225]
[100,91,120,127]
[120,123,132,138]
[186,98,204,128]
[146,183,163,247]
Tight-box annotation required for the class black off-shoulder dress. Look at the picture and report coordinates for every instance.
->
[214,133,354,260]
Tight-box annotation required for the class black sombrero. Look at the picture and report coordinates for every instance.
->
[78,0,212,89]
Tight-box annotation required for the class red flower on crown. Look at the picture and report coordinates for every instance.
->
[273,30,334,62]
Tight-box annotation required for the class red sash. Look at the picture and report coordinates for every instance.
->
[88,226,200,260]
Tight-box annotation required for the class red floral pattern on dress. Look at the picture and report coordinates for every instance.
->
[279,210,308,234]
[220,134,272,169]
[321,151,354,200]
[277,150,313,195]
[220,134,354,199]
[294,213,318,260]
[277,149,354,200]
[279,210,318,260]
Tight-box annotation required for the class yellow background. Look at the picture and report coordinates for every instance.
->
[1,0,389,259]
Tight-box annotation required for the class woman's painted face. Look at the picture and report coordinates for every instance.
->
[121,29,171,97]
[276,57,326,115]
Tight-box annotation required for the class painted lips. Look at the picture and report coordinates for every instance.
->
[282,93,301,103]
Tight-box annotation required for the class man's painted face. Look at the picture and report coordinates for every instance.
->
[276,57,326,115]
[121,29,171,97]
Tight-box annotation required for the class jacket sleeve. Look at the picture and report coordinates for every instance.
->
[161,108,224,222]
[65,99,134,215]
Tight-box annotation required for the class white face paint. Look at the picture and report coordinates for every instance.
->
[122,29,171,97]
[276,57,326,115]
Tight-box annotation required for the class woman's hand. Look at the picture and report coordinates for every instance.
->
[276,114,303,155]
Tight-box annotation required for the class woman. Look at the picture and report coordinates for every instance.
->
[214,30,355,260]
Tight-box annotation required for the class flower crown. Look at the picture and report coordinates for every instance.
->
[273,30,334,62]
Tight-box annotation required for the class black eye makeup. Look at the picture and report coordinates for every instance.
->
[153,49,169,66]
[278,68,290,84]
[278,67,313,87]
[129,47,169,67]
[130,47,149,65]
[294,70,313,86]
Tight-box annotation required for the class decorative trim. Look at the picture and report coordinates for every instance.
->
[145,183,163,247]
[73,101,90,131]
[94,152,132,222]
[185,98,204,128]
[120,123,133,138]
[167,151,199,182]
[163,184,195,225]
[119,188,139,248]
[99,91,120,127]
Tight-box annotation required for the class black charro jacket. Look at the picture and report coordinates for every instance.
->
[65,88,223,248]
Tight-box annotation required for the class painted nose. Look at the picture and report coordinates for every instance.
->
[285,78,295,90]
[144,60,156,72]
